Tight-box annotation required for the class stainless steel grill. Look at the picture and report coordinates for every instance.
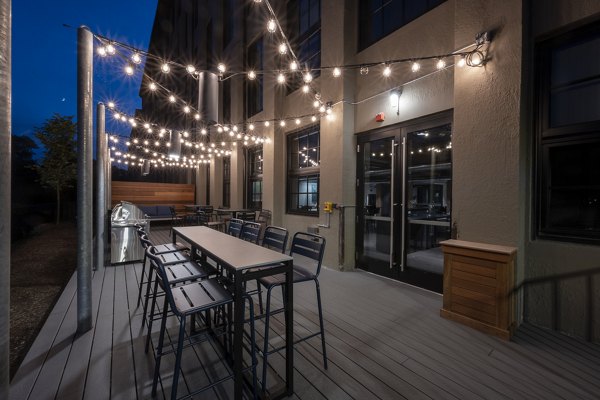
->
[110,201,147,264]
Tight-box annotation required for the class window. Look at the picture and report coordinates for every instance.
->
[223,0,234,47]
[223,78,231,124]
[358,0,446,51]
[222,156,230,208]
[536,21,600,243]
[286,0,321,93]
[287,126,320,215]
[246,37,263,118]
[247,146,263,209]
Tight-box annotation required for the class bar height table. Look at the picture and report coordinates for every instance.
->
[172,226,294,399]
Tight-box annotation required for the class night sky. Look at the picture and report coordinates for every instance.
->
[12,0,158,141]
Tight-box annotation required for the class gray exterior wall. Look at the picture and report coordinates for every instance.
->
[147,0,600,343]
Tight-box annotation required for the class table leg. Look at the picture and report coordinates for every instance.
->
[285,259,294,396]
[233,269,244,399]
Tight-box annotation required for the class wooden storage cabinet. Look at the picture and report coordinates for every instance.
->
[440,240,517,340]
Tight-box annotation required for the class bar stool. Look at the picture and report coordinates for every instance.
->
[256,232,327,391]
[146,248,258,400]
[227,218,244,237]
[239,221,262,244]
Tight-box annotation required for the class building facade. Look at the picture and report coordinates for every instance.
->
[142,0,600,343]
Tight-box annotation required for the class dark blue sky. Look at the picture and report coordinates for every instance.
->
[13,0,157,138]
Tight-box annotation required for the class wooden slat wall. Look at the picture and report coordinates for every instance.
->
[111,181,195,209]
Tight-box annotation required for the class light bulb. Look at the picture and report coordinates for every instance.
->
[277,72,286,84]
[169,95,176,103]
[302,84,310,93]
[267,19,276,33]
[383,65,391,77]
[280,120,286,127]
[295,118,301,125]
[97,47,107,56]
[131,53,142,64]
[313,100,320,108]
[161,63,170,73]
[237,133,242,139]
[233,125,238,132]
[303,72,313,83]
[114,113,120,119]
[290,61,298,70]
[436,59,446,69]
[106,44,115,55]
[217,126,223,133]
[149,82,157,91]
[229,131,235,137]
[278,43,288,55]
[333,67,341,77]
[186,65,196,74]
[155,141,160,146]
[319,105,326,113]
[183,131,189,137]
[264,121,270,127]
[411,61,420,72]
[248,70,256,80]
[107,102,115,109]
[183,105,190,113]
[221,141,226,146]
[125,65,134,76]
[201,128,207,135]
[217,63,226,73]
[194,113,200,120]
[457,56,466,67]
[311,115,317,122]
[144,123,150,129]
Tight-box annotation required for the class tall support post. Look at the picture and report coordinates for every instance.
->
[0,0,11,396]
[106,134,111,208]
[95,103,106,271]
[77,26,93,333]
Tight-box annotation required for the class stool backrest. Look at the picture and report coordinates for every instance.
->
[145,247,181,316]
[289,232,326,277]
[227,218,244,237]
[237,211,256,221]
[240,222,261,244]
[262,226,288,253]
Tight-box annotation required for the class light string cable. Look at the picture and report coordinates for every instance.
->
[94,32,325,135]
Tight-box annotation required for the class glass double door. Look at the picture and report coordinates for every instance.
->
[356,118,452,293]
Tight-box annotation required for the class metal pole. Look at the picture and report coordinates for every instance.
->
[0,0,11,396]
[95,103,106,271]
[77,26,93,333]
[106,134,111,208]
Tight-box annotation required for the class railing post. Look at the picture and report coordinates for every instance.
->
[0,0,11,396]
[77,26,93,333]
[95,103,106,271]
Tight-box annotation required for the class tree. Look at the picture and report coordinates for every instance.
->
[33,114,77,224]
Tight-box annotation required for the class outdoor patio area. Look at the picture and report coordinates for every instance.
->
[9,227,600,400]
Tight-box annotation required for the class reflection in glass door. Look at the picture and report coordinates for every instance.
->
[356,116,452,293]
[357,137,397,279]
[404,124,452,292]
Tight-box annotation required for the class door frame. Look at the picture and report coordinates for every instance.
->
[355,110,454,281]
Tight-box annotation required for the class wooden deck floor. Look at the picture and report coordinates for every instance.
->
[9,227,600,399]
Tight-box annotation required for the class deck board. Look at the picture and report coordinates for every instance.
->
[10,227,600,400]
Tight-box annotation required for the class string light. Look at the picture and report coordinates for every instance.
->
[278,43,288,55]
[106,44,115,55]
[277,72,286,84]
[149,82,157,91]
[290,61,298,71]
[302,84,310,93]
[124,65,134,76]
[131,53,142,64]
[411,61,421,72]
[97,46,107,57]
[168,95,176,103]
[457,56,466,67]
[303,72,313,83]
[161,63,170,73]
[333,67,341,77]
[186,65,196,74]
[267,19,276,33]
[436,58,446,69]
[217,63,226,73]
[383,64,392,77]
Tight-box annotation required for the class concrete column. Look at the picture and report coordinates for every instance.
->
[0,0,11,396]
[95,103,106,271]
[77,26,93,333]
[230,146,245,209]
[210,156,223,207]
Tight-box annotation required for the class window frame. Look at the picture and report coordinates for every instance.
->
[535,19,600,244]
[286,125,320,216]
[246,145,263,210]
[286,0,321,94]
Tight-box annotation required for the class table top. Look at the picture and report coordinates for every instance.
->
[174,226,292,270]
